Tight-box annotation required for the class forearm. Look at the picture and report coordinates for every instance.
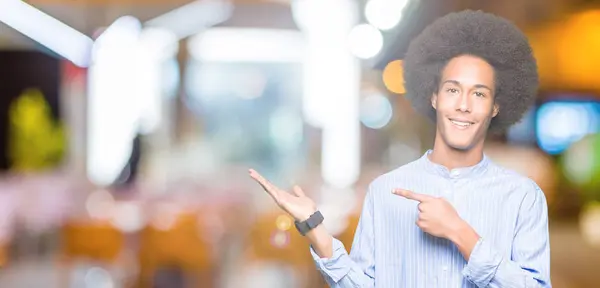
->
[448,220,480,262]
[460,237,550,288]
[305,224,333,258]
[308,187,376,287]
[309,236,375,288]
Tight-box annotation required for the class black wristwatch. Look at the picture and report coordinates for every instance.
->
[295,211,324,236]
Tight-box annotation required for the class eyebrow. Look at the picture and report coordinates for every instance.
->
[442,80,493,91]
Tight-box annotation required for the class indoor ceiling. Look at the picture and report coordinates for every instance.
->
[0,0,596,60]
[0,2,183,48]
[0,0,292,49]
[0,0,584,49]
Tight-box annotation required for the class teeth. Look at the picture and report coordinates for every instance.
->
[451,120,471,127]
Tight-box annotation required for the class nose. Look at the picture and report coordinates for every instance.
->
[457,92,471,112]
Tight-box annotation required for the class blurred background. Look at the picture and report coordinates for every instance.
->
[0,0,598,287]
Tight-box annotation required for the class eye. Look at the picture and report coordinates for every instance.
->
[474,91,485,97]
[446,88,459,94]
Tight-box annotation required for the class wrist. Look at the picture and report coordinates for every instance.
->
[297,211,315,222]
[448,219,476,243]
[295,207,318,222]
[305,223,327,242]
[295,210,324,236]
[306,224,333,258]
[448,219,480,261]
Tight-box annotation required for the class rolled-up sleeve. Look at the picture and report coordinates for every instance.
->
[309,187,376,287]
[463,182,551,288]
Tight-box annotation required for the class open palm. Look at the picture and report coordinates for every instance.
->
[249,169,317,222]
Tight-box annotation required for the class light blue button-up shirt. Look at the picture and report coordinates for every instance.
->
[311,150,551,287]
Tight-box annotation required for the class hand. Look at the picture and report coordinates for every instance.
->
[249,169,317,222]
[393,189,464,239]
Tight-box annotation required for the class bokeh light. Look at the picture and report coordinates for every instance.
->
[562,133,600,192]
[580,202,600,249]
[347,24,383,59]
[360,93,393,129]
[558,10,600,90]
[364,0,407,31]
[270,230,290,248]
[382,60,405,94]
[536,101,599,154]
[84,267,114,288]
[275,214,293,231]
[151,203,179,231]
[85,190,115,220]
[110,202,144,233]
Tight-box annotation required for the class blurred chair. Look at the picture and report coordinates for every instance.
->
[0,244,8,268]
[242,211,325,288]
[0,190,16,268]
[59,220,126,287]
[137,211,216,288]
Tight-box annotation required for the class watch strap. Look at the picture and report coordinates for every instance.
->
[294,211,324,236]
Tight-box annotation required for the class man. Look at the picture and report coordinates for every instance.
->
[249,10,550,288]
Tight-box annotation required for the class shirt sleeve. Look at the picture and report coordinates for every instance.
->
[463,182,551,288]
[309,186,376,287]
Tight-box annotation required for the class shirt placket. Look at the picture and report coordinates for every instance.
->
[440,170,462,287]
[441,169,461,204]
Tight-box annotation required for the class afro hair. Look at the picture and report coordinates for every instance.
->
[403,10,538,133]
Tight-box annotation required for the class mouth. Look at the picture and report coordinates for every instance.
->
[448,118,474,129]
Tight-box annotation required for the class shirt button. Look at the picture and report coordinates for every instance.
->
[450,170,460,178]
[442,266,448,272]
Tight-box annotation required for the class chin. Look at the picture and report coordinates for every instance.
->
[447,142,475,151]
[444,136,478,151]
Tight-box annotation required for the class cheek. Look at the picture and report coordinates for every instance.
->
[436,98,455,113]
[474,102,496,118]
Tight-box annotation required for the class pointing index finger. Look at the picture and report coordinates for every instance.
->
[249,169,280,198]
[393,189,433,202]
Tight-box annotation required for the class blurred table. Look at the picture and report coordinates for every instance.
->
[0,221,597,287]
[550,221,600,288]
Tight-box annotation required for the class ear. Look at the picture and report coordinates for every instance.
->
[431,93,438,110]
[492,104,499,118]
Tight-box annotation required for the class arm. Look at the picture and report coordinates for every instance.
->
[309,187,376,287]
[460,183,551,288]
[247,170,376,287]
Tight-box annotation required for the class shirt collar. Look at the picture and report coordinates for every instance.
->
[420,150,489,179]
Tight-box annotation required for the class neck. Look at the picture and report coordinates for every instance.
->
[429,134,485,170]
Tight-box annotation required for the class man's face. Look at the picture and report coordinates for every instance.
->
[431,55,499,151]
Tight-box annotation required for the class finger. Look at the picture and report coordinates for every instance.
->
[249,169,281,199]
[291,185,305,197]
[393,189,433,202]
[417,203,425,212]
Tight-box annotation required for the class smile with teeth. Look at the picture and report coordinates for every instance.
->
[450,119,473,127]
